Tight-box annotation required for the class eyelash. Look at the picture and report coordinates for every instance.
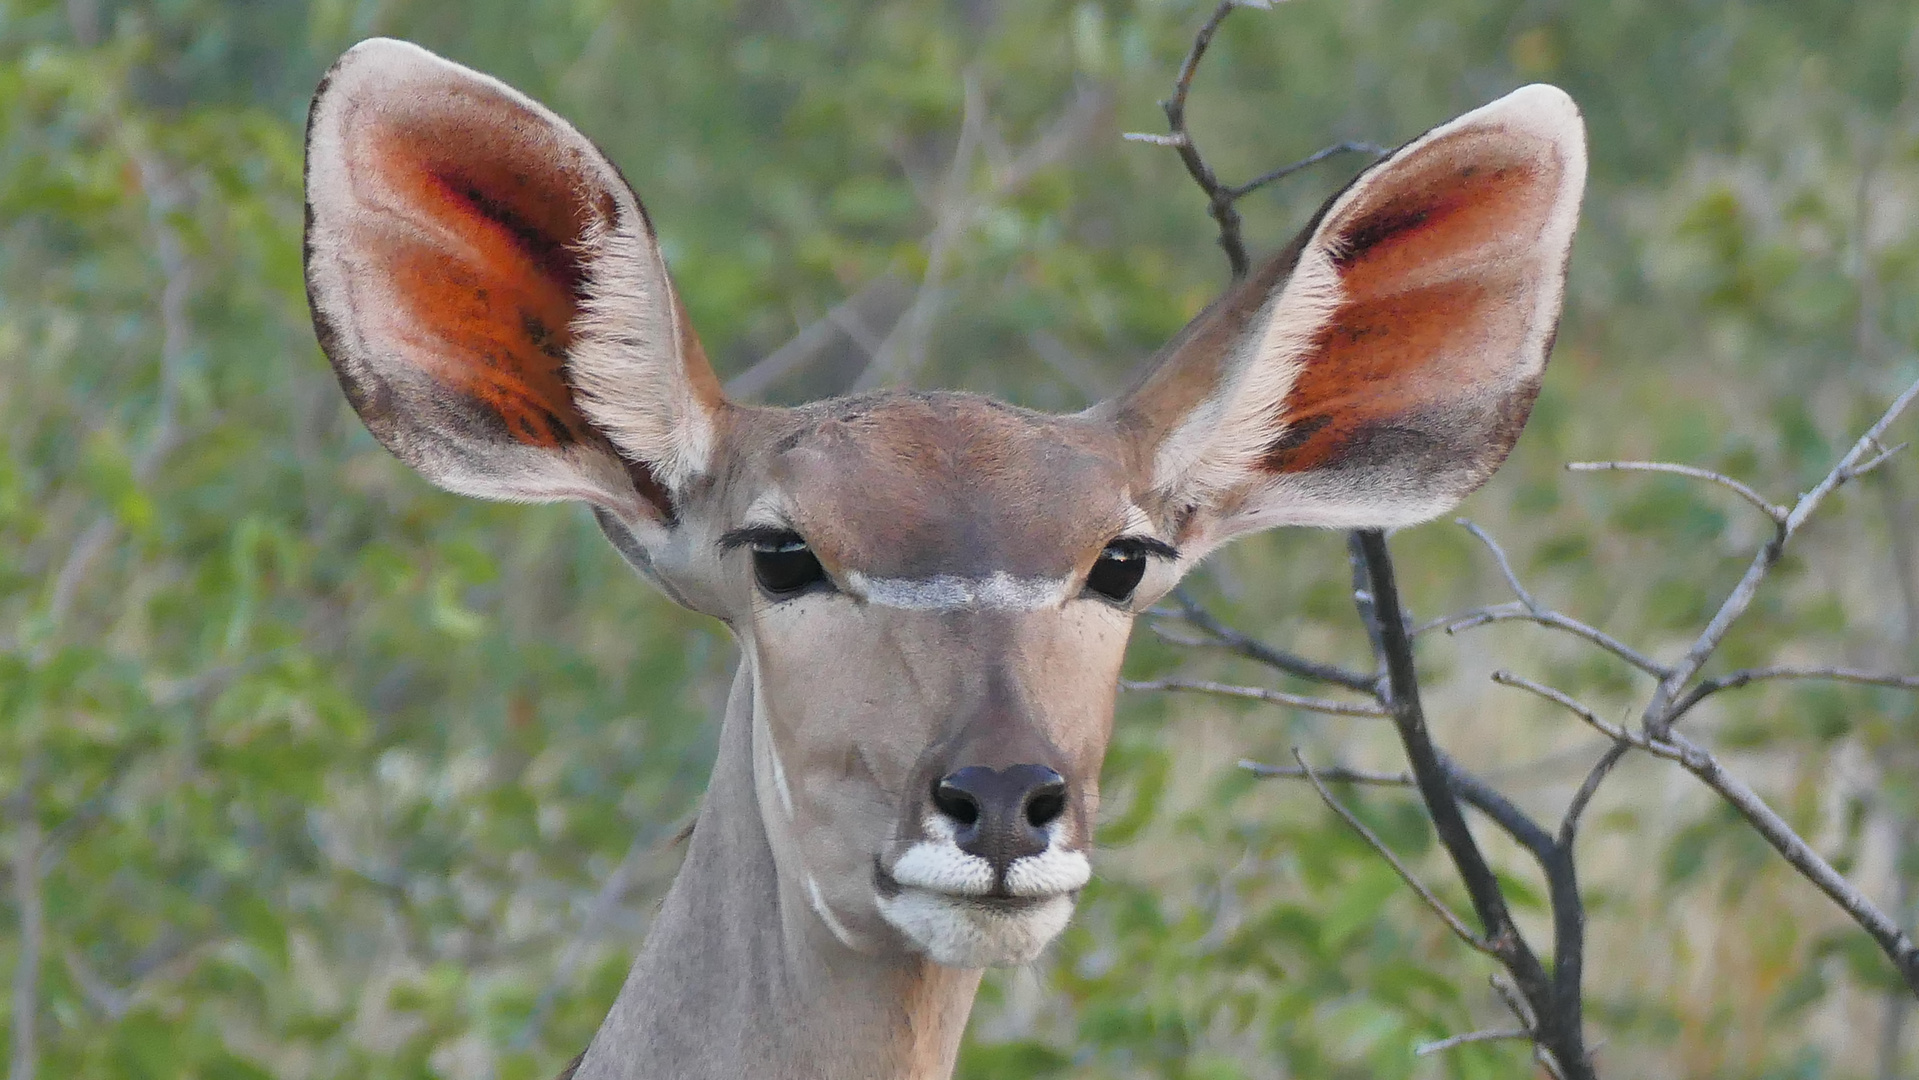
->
[726,528,830,599]
[1084,537,1174,603]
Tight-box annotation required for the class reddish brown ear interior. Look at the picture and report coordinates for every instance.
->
[343,88,610,449]
[1261,137,1564,475]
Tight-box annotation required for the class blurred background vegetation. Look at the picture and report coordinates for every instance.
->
[4,0,1919,1076]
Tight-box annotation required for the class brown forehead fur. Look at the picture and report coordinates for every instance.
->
[728,391,1136,581]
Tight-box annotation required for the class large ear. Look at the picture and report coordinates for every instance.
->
[1111,84,1586,558]
[303,38,725,533]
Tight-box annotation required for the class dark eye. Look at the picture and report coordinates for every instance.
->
[750,532,827,597]
[1085,544,1148,603]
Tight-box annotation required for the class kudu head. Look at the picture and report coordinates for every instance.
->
[304,39,1585,968]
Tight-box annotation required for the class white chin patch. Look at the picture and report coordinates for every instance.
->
[877,889,1077,968]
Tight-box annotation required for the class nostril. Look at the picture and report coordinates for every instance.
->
[1024,776,1067,829]
[933,778,981,827]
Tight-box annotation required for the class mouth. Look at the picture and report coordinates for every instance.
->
[874,861,1052,908]
[872,851,1088,968]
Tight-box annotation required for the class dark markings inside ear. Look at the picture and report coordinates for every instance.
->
[1261,154,1555,477]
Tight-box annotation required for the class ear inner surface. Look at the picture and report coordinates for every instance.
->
[1264,106,1570,480]
[304,38,717,525]
[1118,83,1587,547]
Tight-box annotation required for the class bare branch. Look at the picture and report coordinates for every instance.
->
[1291,750,1495,956]
[1448,519,1673,677]
[1440,754,1559,863]
[1226,141,1388,200]
[1667,664,1919,723]
[1644,375,1919,736]
[1120,131,1187,147]
[1121,677,1386,718]
[1157,2,1247,274]
[1842,439,1909,484]
[1240,759,1412,785]
[1490,972,1536,1029]
[1492,670,1645,749]
[1158,589,1378,692]
[1653,730,1919,995]
[1416,1028,1533,1056]
[1567,460,1787,523]
[1457,518,1547,614]
[1135,3,1372,280]
[1493,674,1919,993]
[1438,602,1674,679]
[1561,743,1631,851]
[1787,377,1919,531]
[1349,533,1594,1075]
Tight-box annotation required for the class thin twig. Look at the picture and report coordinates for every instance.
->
[1243,756,1562,866]
[1644,376,1919,737]
[1121,677,1385,718]
[1844,440,1910,484]
[1447,519,1672,677]
[1240,760,1411,785]
[1160,588,1378,692]
[1560,743,1631,851]
[1120,131,1186,147]
[1492,670,1645,748]
[1415,1028,1533,1056]
[1666,665,1919,723]
[1158,2,1248,276]
[1567,461,1787,523]
[1491,973,1535,1029]
[1226,141,1388,199]
[1133,4,1383,280]
[1456,518,1547,614]
[1494,671,1919,994]
[1431,602,1672,679]
[1291,750,1494,956]
[1654,730,1919,995]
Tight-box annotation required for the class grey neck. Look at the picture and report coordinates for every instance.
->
[571,665,983,1080]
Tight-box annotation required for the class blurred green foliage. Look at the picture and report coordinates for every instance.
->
[3,0,1919,1077]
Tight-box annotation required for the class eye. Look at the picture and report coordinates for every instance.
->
[1085,543,1148,603]
[749,532,827,598]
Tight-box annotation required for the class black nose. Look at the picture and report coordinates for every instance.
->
[931,764,1068,869]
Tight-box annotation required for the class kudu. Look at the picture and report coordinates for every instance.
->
[303,38,1586,1080]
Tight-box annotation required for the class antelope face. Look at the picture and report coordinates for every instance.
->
[303,40,1584,969]
[705,394,1175,966]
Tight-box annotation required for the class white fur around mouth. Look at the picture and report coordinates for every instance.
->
[877,888,1077,968]
[886,820,1093,899]
[876,829,1092,967]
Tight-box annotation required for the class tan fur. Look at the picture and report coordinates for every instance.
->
[304,42,1585,1080]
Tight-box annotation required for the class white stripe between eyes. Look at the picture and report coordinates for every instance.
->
[844,571,1070,611]
[844,571,1074,613]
